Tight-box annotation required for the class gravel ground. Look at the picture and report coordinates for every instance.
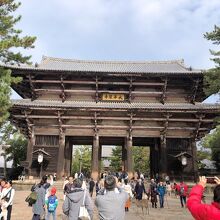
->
[11,190,197,220]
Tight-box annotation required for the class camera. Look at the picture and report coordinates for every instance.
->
[206,177,215,184]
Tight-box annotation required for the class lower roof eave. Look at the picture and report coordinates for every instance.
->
[10,99,220,113]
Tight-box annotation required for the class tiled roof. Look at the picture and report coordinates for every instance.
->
[12,99,220,111]
[1,56,202,74]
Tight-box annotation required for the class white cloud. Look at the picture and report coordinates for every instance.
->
[16,0,220,68]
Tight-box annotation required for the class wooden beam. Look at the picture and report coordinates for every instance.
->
[194,114,205,140]
[126,135,133,178]
[190,78,200,104]
[57,111,64,139]
[127,112,133,138]
[31,124,209,131]
[25,79,164,86]
[160,133,167,178]
[28,74,37,101]
[24,110,32,139]
[95,75,99,102]
[92,133,99,180]
[60,75,66,102]
[129,77,133,103]
[12,105,218,113]
[12,114,215,123]
[94,111,98,135]
[33,88,163,95]
[161,77,168,104]
[161,113,171,137]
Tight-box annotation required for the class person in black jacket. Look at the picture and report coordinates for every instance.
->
[149,178,158,208]
[135,179,146,200]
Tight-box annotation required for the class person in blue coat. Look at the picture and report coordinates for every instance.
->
[157,181,166,208]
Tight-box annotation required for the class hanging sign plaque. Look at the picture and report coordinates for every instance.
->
[101,93,125,101]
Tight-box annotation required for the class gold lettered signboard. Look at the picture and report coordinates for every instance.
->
[101,93,125,101]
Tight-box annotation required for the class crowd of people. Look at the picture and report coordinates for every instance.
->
[26,171,195,220]
[1,171,220,219]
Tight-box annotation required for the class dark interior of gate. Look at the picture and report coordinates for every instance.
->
[26,134,196,181]
[62,136,195,181]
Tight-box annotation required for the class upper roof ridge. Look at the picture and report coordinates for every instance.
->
[40,55,185,65]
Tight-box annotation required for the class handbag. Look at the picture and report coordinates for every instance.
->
[25,191,37,206]
[78,190,90,220]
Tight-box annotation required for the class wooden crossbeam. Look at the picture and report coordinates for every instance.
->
[28,74,37,101]
[161,77,168,104]
[24,110,32,139]
[129,77,133,103]
[60,75,66,102]
[11,114,215,123]
[95,75,99,103]
[33,88,163,96]
[93,112,98,135]
[127,112,133,139]
[161,113,172,138]
[194,114,205,140]
[57,111,64,139]
[26,79,164,86]
[190,78,200,104]
[31,124,208,131]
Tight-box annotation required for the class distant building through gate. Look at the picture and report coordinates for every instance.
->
[3,56,220,180]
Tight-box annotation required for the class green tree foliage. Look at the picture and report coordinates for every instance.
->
[202,125,220,170]
[0,68,21,124]
[0,122,27,167]
[204,25,220,96]
[7,133,27,167]
[109,146,150,173]
[109,146,122,172]
[72,145,92,175]
[197,146,212,169]
[0,0,36,125]
[133,146,150,174]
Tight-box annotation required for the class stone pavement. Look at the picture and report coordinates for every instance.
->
[11,190,198,220]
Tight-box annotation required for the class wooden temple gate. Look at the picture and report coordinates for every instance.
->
[4,56,220,180]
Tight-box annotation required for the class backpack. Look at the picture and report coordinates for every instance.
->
[25,191,37,206]
[48,195,57,212]
[180,186,185,195]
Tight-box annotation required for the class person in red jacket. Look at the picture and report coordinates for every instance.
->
[176,181,188,208]
[187,176,220,220]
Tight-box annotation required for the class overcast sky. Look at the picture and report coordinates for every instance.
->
[15,0,220,69]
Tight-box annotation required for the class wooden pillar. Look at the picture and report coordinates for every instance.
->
[24,111,35,176]
[160,135,167,179]
[122,143,127,171]
[98,144,102,173]
[151,139,159,178]
[126,135,133,179]
[191,138,198,182]
[92,134,99,180]
[57,134,65,179]
[64,139,71,177]
[150,146,153,178]
[27,126,35,176]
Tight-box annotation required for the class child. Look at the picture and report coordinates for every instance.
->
[45,187,58,220]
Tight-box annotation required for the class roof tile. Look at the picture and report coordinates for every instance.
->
[1,56,202,74]
[12,99,220,111]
